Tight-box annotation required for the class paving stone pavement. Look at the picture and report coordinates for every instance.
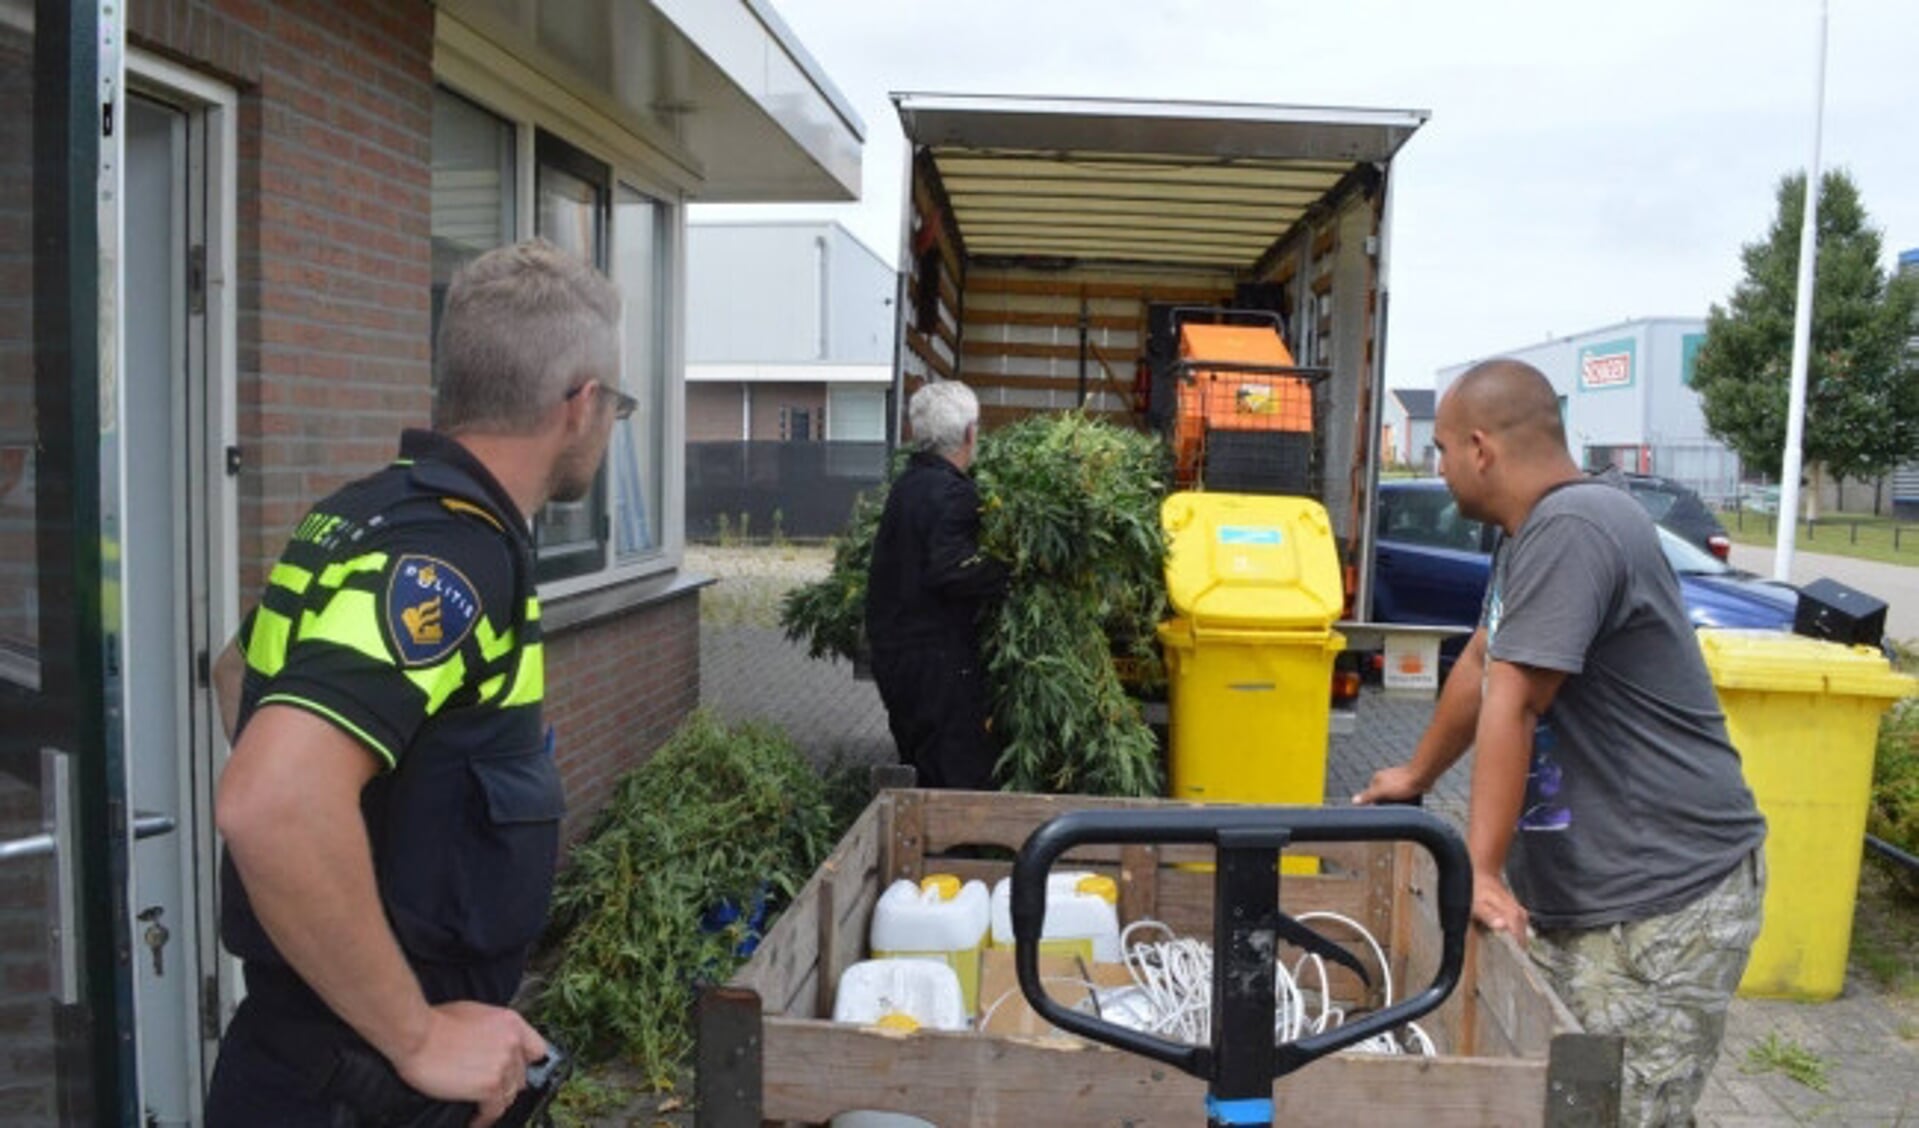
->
[699,624,893,769]
[694,549,1918,1126]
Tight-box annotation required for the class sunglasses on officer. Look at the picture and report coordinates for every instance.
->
[564,379,638,421]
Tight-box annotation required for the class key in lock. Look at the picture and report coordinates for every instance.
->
[138,906,170,977]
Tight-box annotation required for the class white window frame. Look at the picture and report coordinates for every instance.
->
[433,25,690,601]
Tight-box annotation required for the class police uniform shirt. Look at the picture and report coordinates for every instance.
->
[221,428,563,1011]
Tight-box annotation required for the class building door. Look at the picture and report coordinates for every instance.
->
[0,4,136,1123]
[123,81,232,1126]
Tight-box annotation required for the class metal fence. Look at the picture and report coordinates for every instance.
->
[1647,442,1743,507]
[685,440,889,540]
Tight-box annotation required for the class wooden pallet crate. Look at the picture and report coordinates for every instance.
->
[697,790,1622,1126]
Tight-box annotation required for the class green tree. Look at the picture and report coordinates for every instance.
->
[1693,170,1919,517]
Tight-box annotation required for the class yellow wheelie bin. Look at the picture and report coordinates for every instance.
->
[1695,629,1916,1001]
[1158,492,1345,873]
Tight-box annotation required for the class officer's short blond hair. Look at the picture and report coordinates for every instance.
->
[433,239,621,435]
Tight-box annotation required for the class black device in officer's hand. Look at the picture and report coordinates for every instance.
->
[500,1043,571,1127]
[327,1038,570,1128]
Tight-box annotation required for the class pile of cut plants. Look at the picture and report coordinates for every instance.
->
[533,711,853,1087]
[780,411,1171,796]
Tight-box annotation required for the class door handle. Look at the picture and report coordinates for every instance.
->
[0,809,176,860]
[0,751,178,1006]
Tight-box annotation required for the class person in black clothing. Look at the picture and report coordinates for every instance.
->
[866,381,1009,789]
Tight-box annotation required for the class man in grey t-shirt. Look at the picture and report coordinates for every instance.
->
[1357,359,1765,1126]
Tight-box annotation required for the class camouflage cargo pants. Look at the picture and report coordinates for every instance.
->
[1530,850,1765,1128]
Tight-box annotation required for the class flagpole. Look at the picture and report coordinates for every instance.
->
[1774,0,1828,581]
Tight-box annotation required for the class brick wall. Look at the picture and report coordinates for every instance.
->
[132,0,436,598]
[0,775,53,1125]
[123,0,698,834]
[543,594,701,845]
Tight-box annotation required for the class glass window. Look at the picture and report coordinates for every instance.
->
[1380,488,1483,552]
[1628,483,1680,521]
[429,90,679,590]
[532,132,611,582]
[826,387,886,441]
[783,408,811,442]
[430,89,515,353]
[611,183,666,559]
[1,28,37,686]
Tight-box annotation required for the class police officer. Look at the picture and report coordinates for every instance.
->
[205,240,632,1126]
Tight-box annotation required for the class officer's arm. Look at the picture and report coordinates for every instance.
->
[217,705,545,1122]
[212,637,245,745]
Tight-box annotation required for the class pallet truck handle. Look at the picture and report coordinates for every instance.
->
[1010,806,1470,1085]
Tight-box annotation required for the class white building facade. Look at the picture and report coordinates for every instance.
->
[1436,317,1740,503]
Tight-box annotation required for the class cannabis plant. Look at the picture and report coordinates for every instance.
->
[781,411,1170,796]
[535,712,843,1081]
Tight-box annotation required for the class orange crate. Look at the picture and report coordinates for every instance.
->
[1173,323,1312,487]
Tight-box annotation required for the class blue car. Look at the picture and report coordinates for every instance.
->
[1372,479,1796,643]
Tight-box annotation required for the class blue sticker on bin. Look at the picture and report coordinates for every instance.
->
[1217,526,1283,546]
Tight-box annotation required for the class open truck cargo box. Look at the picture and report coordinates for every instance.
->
[889,93,1427,616]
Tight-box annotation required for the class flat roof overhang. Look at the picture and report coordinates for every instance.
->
[445,0,863,201]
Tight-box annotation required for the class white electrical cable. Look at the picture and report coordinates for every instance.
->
[977,974,1102,1032]
[1108,914,1437,1056]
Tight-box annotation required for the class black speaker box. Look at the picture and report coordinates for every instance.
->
[1791,577,1887,648]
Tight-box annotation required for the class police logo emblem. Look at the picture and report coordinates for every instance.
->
[386,554,481,666]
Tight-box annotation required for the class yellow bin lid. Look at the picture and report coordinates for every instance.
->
[1161,491,1343,632]
[1696,628,1917,699]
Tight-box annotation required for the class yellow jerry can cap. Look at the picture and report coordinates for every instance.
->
[873,1011,921,1033]
[1074,874,1118,904]
[919,874,961,901]
[1696,628,1918,699]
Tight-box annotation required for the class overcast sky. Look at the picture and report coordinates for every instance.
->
[693,0,1919,391]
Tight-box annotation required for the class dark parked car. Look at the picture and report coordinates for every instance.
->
[1621,472,1732,561]
[1372,480,1795,650]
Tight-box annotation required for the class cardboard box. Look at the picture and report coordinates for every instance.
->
[977,947,1135,1038]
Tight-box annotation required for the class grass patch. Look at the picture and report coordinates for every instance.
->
[550,1072,629,1127]
[1743,1033,1831,1092]
[1717,507,1919,567]
[690,544,834,631]
[1852,857,1919,995]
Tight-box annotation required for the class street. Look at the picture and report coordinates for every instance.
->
[1727,544,1919,644]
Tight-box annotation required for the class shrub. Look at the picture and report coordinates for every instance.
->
[534,713,845,1083]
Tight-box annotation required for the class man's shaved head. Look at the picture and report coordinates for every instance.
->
[1432,358,1580,531]
[1442,359,1568,455]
